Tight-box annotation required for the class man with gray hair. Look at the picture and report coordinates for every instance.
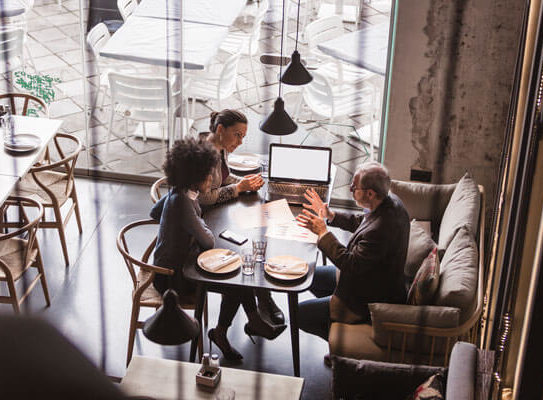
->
[296,161,410,351]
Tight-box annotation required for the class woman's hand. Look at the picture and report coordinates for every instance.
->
[237,174,264,192]
[296,209,328,237]
[303,188,334,220]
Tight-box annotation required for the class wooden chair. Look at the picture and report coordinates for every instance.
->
[0,92,49,117]
[0,196,50,312]
[117,219,205,365]
[13,133,83,266]
[149,176,209,326]
[150,176,168,204]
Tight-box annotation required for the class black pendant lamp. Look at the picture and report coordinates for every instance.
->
[260,0,297,135]
[143,288,200,345]
[280,0,313,85]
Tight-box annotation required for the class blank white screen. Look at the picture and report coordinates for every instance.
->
[269,146,330,182]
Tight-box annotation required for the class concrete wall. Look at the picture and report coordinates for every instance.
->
[384,0,524,213]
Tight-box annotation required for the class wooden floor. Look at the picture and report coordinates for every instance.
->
[1,177,334,399]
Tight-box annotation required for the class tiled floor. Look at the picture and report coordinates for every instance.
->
[3,0,391,201]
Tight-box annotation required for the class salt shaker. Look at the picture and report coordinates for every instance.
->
[210,354,220,368]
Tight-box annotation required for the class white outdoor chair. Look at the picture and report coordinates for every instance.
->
[105,73,184,163]
[1,0,37,73]
[219,0,269,103]
[186,50,243,117]
[0,29,24,79]
[117,0,137,21]
[304,15,373,85]
[294,70,379,155]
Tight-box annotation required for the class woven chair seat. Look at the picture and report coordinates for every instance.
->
[15,171,69,207]
[0,238,37,281]
[135,270,197,309]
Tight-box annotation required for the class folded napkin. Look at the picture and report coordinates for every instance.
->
[265,261,307,275]
[228,155,259,169]
[200,253,240,272]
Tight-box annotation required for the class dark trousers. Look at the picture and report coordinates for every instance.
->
[154,271,256,328]
[298,265,337,341]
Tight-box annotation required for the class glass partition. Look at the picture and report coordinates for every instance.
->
[0,0,394,201]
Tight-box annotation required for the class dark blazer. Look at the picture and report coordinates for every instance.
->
[318,193,410,320]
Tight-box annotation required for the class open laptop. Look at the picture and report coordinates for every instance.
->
[266,143,333,205]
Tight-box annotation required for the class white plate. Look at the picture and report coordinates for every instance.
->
[228,153,260,172]
[197,248,241,274]
[264,255,308,281]
[4,133,41,152]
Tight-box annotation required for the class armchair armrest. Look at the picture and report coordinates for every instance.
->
[332,355,446,400]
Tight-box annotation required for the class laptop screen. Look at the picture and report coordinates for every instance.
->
[269,144,331,184]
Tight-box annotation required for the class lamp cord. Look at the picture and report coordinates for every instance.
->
[295,0,301,51]
[279,0,286,98]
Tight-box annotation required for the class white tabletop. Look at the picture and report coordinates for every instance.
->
[121,356,304,400]
[0,0,26,17]
[134,0,246,26]
[0,115,63,179]
[100,16,229,69]
[317,23,390,76]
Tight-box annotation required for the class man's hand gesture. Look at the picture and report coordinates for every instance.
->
[302,188,334,221]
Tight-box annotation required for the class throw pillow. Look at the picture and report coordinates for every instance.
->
[438,172,480,254]
[408,248,440,305]
[405,220,437,280]
[406,373,445,400]
[434,226,478,323]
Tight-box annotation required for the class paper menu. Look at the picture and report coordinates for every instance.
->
[265,221,318,244]
[233,199,294,229]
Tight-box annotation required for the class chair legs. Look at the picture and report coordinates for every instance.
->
[6,278,20,313]
[52,205,70,266]
[35,249,51,307]
[126,304,140,366]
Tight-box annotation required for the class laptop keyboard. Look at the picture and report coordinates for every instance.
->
[268,182,327,198]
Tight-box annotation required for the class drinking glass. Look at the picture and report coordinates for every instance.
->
[252,239,267,262]
[241,250,255,275]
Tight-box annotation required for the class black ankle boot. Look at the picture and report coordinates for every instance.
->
[244,316,286,341]
[257,291,285,325]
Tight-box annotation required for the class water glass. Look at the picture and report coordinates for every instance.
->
[252,239,267,262]
[241,250,255,276]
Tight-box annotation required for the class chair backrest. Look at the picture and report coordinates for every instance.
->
[304,15,343,52]
[0,29,24,60]
[117,219,173,292]
[0,196,44,270]
[108,72,172,112]
[29,133,82,199]
[117,0,137,21]
[0,92,49,117]
[302,70,335,116]
[249,0,269,47]
[86,22,111,59]
[218,50,242,98]
[150,176,168,204]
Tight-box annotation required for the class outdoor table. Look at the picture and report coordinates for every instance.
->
[317,23,390,76]
[100,16,229,70]
[134,0,246,27]
[0,0,26,18]
[184,191,319,377]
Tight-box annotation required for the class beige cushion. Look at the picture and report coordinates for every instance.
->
[405,220,437,279]
[438,173,480,253]
[328,322,450,365]
[369,303,460,351]
[407,248,440,305]
[390,180,456,233]
[435,227,478,323]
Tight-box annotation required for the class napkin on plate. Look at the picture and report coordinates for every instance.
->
[228,155,259,169]
[200,253,240,272]
[265,261,307,275]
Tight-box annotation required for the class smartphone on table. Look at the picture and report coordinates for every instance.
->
[219,229,248,245]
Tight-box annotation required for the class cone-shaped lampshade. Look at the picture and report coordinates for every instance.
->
[281,50,312,85]
[260,97,297,135]
[143,289,200,345]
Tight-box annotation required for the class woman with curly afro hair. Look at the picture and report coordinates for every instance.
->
[150,139,285,361]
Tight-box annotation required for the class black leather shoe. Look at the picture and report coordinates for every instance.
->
[244,319,286,341]
[257,293,285,325]
[208,329,243,361]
